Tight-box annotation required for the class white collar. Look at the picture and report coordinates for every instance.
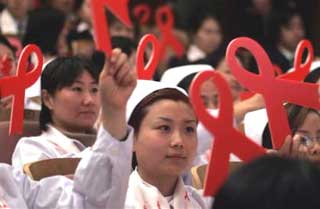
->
[278,46,294,61]
[128,169,193,209]
[187,45,206,62]
[43,125,85,154]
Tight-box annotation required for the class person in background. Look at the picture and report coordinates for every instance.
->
[74,0,92,32]
[169,12,224,68]
[0,0,32,39]
[40,0,75,15]
[67,29,95,59]
[106,10,136,41]
[265,9,305,73]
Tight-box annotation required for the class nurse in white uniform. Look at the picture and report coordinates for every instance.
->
[0,48,137,209]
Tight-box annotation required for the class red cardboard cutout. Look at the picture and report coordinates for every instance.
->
[0,44,42,135]
[155,5,184,60]
[226,37,320,149]
[239,39,313,101]
[280,39,313,80]
[136,34,161,80]
[133,4,151,25]
[0,55,13,77]
[190,70,266,196]
[90,0,132,56]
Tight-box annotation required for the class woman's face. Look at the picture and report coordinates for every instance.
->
[217,59,244,102]
[43,70,100,132]
[200,79,218,109]
[194,17,222,54]
[280,15,305,52]
[134,99,197,180]
[296,111,320,156]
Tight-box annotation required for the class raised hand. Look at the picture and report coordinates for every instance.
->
[99,48,137,139]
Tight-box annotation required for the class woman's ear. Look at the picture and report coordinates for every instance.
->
[41,89,54,110]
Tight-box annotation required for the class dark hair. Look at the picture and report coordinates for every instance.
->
[23,8,66,55]
[128,88,192,169]
[189,12,221,35]
[213,155,320,209]
[40,56,99,131]
[66,29,93,50]
[111,36,136,57]
[304,67,320,83]
[265,9,303,45]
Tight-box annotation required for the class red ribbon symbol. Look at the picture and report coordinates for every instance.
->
[226,37,320,149]
[190,70,266,196]
[280,39,313,80]
[136,34,161,80]
[0,55,13,77]
[90,0,132,56]
[133,4,151,25]
[155,5,184,60]
[0,44,42,135]
[240,39,313,100]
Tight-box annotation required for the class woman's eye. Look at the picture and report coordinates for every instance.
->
[158,125,170,132]
[91,87,99,93]
[72,87,82,92]
[186,126,195,133]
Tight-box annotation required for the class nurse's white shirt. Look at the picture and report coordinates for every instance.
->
[125,170,210,209]
[12,125,90,168]
[0,126,133,209]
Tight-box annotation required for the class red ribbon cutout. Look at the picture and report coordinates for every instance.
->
[240,39,313,100]
[155,5,184,60]
[90,0,132,56]
[0,44,42,135]
[226,37,320,149]
[279,39,313,80]
[0,55,12,77]
[190,70,266,196]
[133,4,151,25]
[136,34,161,80]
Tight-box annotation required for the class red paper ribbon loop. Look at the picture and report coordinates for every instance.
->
[133,4,151,25]
[190,70,266,196]
[226,37,320,149]
[280,39,313,80]
[0,44,43,135]
[155,5,184,60]
[90,0,132,56]
[136,34,161,80]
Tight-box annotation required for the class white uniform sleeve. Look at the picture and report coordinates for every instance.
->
[18,126,133,209]
[12,137,54,168]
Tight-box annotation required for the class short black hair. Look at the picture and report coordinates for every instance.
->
[213,155,320,209]
[23,8,66,55]
[40,56,99,131]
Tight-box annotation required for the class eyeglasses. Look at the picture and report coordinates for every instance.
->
[296,133,320,148]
